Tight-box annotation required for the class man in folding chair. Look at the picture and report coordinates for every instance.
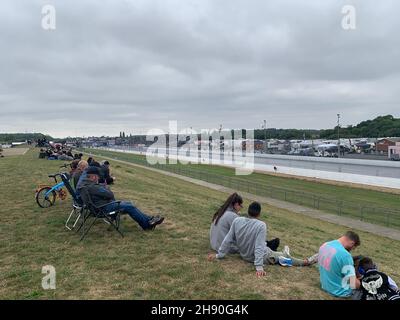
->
[77,167,165,230]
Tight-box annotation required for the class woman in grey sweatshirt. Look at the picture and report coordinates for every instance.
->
[210,193,243,252]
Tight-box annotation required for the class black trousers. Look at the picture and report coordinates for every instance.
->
[266,238,280,252]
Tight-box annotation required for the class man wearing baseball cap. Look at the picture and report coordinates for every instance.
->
[77,166,164,230]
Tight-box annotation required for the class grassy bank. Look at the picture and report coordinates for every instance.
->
[1,149,400,300]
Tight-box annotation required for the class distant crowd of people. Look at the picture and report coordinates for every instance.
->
[36,137,49,148]
[39,144,81,162]
[208,193,400,301]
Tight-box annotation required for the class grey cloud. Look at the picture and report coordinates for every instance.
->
[0,0,399,137]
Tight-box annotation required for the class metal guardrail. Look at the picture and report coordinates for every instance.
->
[81,148,400,230]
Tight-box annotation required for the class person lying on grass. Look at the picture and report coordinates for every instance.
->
[208,202,318,277]
[317,231,362,298]
[77,166,164,230]
[210,193,281,254]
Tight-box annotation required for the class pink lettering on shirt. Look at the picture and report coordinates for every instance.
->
[319,243,337,271]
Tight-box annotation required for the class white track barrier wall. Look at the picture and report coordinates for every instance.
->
[93,147,400,190]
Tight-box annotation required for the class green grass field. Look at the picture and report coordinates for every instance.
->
[81,148,400,229]
[1,149,400,300]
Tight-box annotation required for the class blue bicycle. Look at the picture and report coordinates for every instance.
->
[35,165,70,208]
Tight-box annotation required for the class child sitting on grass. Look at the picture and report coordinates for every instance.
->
[357,256,400,301]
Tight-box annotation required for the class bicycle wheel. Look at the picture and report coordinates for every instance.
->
[36,187,56,208]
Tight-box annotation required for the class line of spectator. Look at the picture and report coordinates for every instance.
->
[39,146,83,162]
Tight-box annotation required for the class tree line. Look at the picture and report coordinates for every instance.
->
[254,115,400,140]
[0,133,53,144]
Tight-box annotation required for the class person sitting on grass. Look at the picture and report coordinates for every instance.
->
[208,202,317,277]
[357,256,400,301]
[77,167,164,230]
[58,151,74,161]
[317,231,361,298]
[210,193,243,253]
[47,149,58,160]
[87,157,93,165]
[45,148,52,157]
[99,160,116,185]
[210,193,280,253]
[86,156,101,168]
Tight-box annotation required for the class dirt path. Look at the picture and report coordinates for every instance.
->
[1,148,29,157]
[83,151,400,241]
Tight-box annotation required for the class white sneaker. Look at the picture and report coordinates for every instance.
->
[278,256,293,267]
[307,253,319,265]
[283,245,290,257]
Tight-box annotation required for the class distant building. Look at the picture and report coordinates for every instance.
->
[376,138,400,153]
[268,139,290,153]
[388,142,400,160]
[254,140,265,151]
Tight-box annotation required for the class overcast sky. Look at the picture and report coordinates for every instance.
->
[0,0,399,138]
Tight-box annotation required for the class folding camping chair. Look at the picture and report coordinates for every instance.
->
[60,173,84,231]
[77,187,124,241]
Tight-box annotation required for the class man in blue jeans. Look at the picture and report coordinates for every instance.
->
[77,167,164,230]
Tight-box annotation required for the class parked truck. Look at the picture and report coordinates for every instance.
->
[390,153,400,161]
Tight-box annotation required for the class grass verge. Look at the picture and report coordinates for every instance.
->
[1,149,399,299]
